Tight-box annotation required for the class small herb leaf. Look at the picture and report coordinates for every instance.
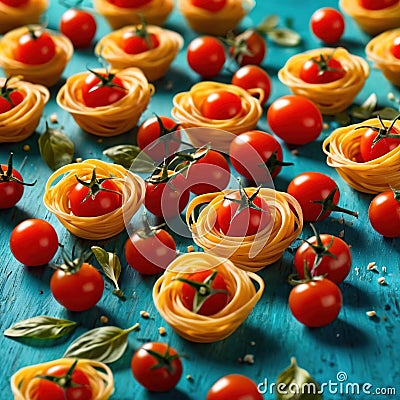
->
[4,316,77,340]
[372,107,400,120]
[268,28,301,47]
[103,145,154,172]
[257,15,280,33]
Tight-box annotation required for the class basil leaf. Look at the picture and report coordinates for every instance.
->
[373,107,400,120]
[335,111,352,126]
[38,124,74,170]
[4,316,77,340]
[91,246,124,298]
[257,15,280,33]
[103,145,154,172]
[350,93,378,120]
[276,357,322,400]
[268,28,301,47]
[63,323,139,363]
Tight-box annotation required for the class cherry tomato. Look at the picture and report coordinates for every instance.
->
[201,90,242,120]
[0,0,29,6]
[0,78,24,114]
[359,0,398,10]
[300,54,345,84]
[229,130,288,183]
[294,233,352,284]
[121,29,159,54]
[231,64,271,105]
[310,8,345,44]
[186,149,230,195]
[37,363,92,400]
[229,29,267,66]
[131,342,182,392]
[216,188,271,237]
[14,29,56,65]
[107,0,152,7]
[187,36,226,78]
[206,374,263,400]
[267,95,323,145]
[60,8,97,49]
[50,262,104,311]
[191,0,226,12]
[289,278,342,327]
[368,190,400,237]
[180,270,229,315]
[68,174,122,217]
[10,219,58,266]
[81,71,127,107]
[137,115,181,162]
[390,35,400,59]
[125,227,176,274]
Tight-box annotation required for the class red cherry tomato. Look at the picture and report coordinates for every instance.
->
[131,342,183,392]
[229,29,267,66]
[50,262,104,311]
[368,190,400,237]
[107,0,152,7]
[206,374,263,400]
[0,78,24,114]
[310,8,345,44]
[267,95,323,145]
[187,36,226,78]
[201,90,242,120]
[191,0,226,12]
[186,149,231,195]
[229,130,288,182]
[181,270,229,315]
[14,29,56,65]
[359,0,398,10]
[0,0,29,6]
[10,219,58,266]
[125,228,176,274]
[60,8,97,49]
[37,364,92,400]
[121,30,159,54]
[300,55,345,84]
[81,71,127,107]
[231,64,271,105]
[289,278,342,327]
[390,35,400,58]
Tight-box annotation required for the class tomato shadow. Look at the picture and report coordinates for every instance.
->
[143,388,191,400]
[340,282,373,309]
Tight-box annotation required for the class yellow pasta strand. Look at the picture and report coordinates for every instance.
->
[95,25,183,82]
[43,159,145,240]
[56,67,154,137]
[11,358,114,400]
[153,252,265,343]
[0,77,49,143]
[93,0,173,30]
[185,188,303,272]
[278,47,369,115]
[323,117,400,194]
[0,26,73,87]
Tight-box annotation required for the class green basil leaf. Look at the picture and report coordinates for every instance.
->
[38,124,74,170]
[257,15,280,33]
[268,28,301,47]
[103,145,154,172]
[276,357,322,400]
[4,316,77,340]
[63,324,139,363]
[372,107,400,120]
[334,112,352,126]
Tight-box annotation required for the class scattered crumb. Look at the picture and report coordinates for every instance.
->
[354,267,360,275]
[50,113,58,123]
[338,217,344,224]
[291,149,299,156]
[323,123,329,130]
[378,277,386,285]
[158,326,167,336]
[382,266,387,273]
[388,92,395,101]
[367,262,377,271]
[242,354,255,364]
[23,144,30,151]
[338,230,345,238]
[39,289,43,295]
[75,157,82,163]
[100,315,109,324]
[336,333,340,338]
[249,341,256,346]
[97,138,103,143]
[140,310,150,319]
[186,374,193,382]
[164,80,173,90]
[187,245,194,253]
[366,310,376,318]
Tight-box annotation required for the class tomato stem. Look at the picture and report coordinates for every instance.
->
[145,344,180,374]
[0,152,36,186]
[259,150,293,175]
[57,244,91,274]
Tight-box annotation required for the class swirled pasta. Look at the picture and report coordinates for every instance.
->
[0,26,73,87]
[56,67,154,137]
[43,159,145,240]
[153,252,264,343]
[185,188,303,272]
[0,77,49,143]
[340,0,400,35]
[10,358,114,400]
[323,117,400,193]
[0,0,48,34]
[95,25,183,82]
[93,0,173,30]
[278,47,369,115]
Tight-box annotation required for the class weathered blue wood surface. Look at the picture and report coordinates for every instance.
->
[1,1,399,399]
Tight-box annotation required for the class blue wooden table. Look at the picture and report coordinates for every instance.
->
[1,1,399,399]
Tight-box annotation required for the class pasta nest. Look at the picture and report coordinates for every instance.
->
[95,25,184,82]
[11,358,114,400]
[340,0,400,35]
[366,28,400,86]
[278,47,369,115]
[93,0,173,30]
[153,252,265,343]
[323,117,400,194]
[0,77,49,143]
[185,188,303,272]
[0,0,48,34]
[56,67,154,137]
[171,81,263,150]
[178,0,255,36]
[43,159,145,240]
[0,26,73,87]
